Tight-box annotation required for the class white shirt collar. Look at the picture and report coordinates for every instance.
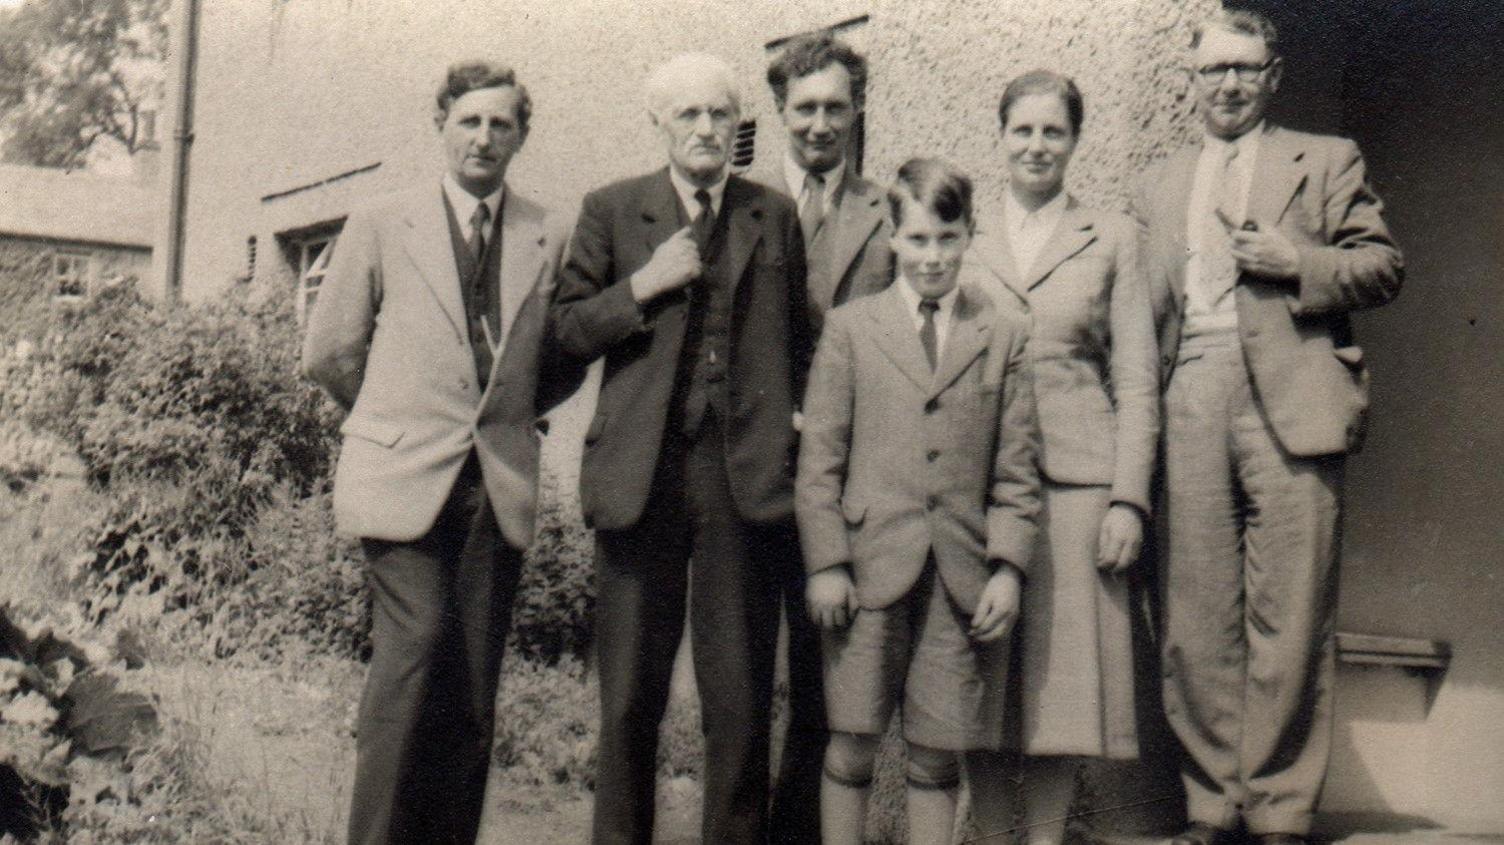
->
[783,152,846,213]
[1002,189,1068,278]
[442,174,504,227]
[895,275,960,356]
[668,165,729,218]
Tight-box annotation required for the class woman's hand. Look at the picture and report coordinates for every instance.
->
[1096,502,1144,574]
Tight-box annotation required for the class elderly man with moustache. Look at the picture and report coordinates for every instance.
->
[551,53,809,845]
[761,33,895,842]
[303,61,582,845]
[1135,11,1402,845]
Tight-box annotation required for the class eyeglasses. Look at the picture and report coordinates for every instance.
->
[1195,59,1276,84]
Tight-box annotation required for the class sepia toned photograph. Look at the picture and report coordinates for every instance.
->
[1,1,1499,843]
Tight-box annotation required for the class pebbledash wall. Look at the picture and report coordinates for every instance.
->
[168,0,1504,834]
[173,0,1215,302]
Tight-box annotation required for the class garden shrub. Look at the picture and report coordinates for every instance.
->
[491,654,704,790]
[512,469,596,664]
[208,485,369,662]
[3,277,601,666]
[0,418,68,492]
[492,656,598,788]
[2,283,344,647]
[0,604,158,841]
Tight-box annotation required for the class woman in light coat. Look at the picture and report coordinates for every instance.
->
[964,69,1159,845]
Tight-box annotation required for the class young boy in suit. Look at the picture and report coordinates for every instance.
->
[795,157,1041,845]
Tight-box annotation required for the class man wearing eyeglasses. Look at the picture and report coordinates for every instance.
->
[1134,10,1402,845]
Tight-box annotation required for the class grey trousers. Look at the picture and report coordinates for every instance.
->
[1161,342,1343,836]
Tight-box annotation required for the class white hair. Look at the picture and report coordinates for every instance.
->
[644,52,742,119]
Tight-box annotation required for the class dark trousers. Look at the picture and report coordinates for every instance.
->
[769,554,826,845]
[349,457,521,845]
[591,413,793,845]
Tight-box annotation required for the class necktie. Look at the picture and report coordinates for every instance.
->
[800,171,826,245]
[692,188,714,252]
[919,299,940,371]
[468,201,490,263]
[1198,142,1241,309]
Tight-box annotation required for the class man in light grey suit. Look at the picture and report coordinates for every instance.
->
[302,61,582,845]
[762,36,895,840]
[1135,12,1402,845]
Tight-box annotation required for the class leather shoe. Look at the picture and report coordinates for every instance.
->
[1255,836,1308,845]
[1170,823,1238,845]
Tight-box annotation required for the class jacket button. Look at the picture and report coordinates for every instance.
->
[924,399,939,414]
[927,449,940,462]
[1161,355,1173,367]
[926,496,938,510]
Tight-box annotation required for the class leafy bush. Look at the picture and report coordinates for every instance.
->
[491,655,703,790]
[3,278,600,666]
[2,282,347,650]
[0,418,69,493]
[512,470,596,664]
[0,604,158,841]
[208,485,369,662]
[492,656,597,788]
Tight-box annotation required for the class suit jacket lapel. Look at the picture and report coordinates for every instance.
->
[497,192,544,344]
[640,168,684,257]
[967,223,1029,307]
[870,284,933,391]
[929,286,992,399]
[1024,198,1097,290]
[1244,124,1308,228]
[477,192,548,398]
[722,176,763,300]
[399,183,467,337]
[825,172,885,298]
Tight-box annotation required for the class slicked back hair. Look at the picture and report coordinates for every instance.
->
[434,60,532,134]
[1191,9,1279,54]
[766,33,868,110]
[998,68,1085,137]
[887,157,974,230]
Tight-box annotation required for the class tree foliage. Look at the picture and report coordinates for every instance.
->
[0,0,168,168]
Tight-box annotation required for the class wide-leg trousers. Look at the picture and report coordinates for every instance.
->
[1161,342,1343,837]
[590,412,792,845]
[349,455,521,845]
[769,535,826,845]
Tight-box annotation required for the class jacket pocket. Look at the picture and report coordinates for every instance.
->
[340,414,404,448]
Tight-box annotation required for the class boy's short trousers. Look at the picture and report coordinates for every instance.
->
[821,561,1012,751]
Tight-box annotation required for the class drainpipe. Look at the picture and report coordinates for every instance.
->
[155,0,199,305]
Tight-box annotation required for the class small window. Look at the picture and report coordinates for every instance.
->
[53,251,93,300]
[296,235,336,323]
[239,235,258,283]
[731,119,757,171]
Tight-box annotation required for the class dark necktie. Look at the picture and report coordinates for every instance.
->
[468,201,490,263]
[919,299,940,371]
[800,171,826,245]
[692,188,714,252]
